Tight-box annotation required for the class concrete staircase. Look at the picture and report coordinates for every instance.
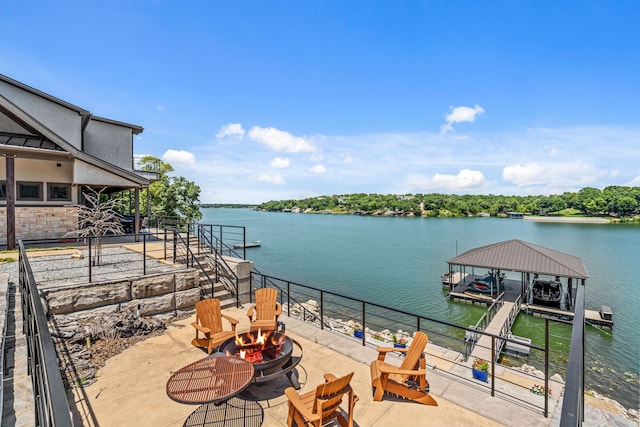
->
[173,235,238,309]
[190,253,237,309]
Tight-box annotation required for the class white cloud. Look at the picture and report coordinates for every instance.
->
[174,123,638,203]
[406,169,489,192]
[248,126,317,153]
[156,105,165,112]
[502,161,607,187]
[310,164,326,174]
[162,149,196,165]
[626,176,640,186]
[270,157,291,168]
[216,123,245,139]
[256,173,285,185]
[441,104,485,134]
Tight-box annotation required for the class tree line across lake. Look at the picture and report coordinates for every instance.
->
[256,186,640,219]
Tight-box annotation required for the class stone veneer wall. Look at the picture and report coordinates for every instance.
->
[0,206,78,242]
[41,269,202,320]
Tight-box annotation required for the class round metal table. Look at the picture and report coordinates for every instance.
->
[166,355,255,405]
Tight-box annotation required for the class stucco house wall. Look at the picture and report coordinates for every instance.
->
[0,79,84,150]
[1,74,154,246]
[84,118,136,172]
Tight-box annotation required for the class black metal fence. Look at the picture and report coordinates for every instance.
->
[22,231,197,284]
[18,241,72,426]
[250,271,576,417]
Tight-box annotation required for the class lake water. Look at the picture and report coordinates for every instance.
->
[201,208,639,410]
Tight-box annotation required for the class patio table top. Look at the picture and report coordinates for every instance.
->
[166,355,254,405]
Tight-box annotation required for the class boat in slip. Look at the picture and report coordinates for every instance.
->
[531,278,563,307]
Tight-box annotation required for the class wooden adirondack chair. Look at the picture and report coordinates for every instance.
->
[285,372,358,427]
[370,331,437,406]
[191,298,239,354]
[247,287,282,331]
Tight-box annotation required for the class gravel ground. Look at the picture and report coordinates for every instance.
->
[0,246,180,288]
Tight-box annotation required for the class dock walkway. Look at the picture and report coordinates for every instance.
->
[470,301,515,363]
[522,304,613,328]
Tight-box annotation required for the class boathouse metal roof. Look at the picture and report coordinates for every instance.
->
[447,239,589,279]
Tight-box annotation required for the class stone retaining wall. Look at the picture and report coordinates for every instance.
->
[41,269,202,320]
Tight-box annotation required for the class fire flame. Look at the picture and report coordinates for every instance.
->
[229,329,286,364]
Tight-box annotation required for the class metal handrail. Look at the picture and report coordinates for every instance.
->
[195,231,241,306]
[172,231,221,299]
[486,292,505,324]
[18,241,72,426]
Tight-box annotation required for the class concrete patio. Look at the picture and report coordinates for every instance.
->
[69,305,560,427]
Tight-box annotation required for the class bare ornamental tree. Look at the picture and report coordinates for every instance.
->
[64,186,125,265]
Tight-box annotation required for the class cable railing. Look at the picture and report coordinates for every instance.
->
[18,241,72,426]
[250,270,575,417]
[171,230,224,300]
[177,230,240,306]
[197,224,247,259]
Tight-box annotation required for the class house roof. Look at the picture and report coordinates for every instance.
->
[0,75,150,187]
[0,74,91,115]
[447,239,589,279]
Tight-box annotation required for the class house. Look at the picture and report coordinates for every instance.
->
[0,74,158,249]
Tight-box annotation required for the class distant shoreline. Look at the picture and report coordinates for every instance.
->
[523,216,610,224]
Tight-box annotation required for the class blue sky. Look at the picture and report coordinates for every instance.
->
[2,1,639,203]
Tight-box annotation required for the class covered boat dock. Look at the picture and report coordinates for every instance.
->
[444,239,598,322]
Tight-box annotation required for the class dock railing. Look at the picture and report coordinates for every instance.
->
[250,271,567,417]
[495,294,523,362]
[463,292,505,357]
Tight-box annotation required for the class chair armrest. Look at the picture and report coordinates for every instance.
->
[246,304,256,319]
[191,322,211,334]
[222,314,239,326]
[275,302,282,316]
[285,387,321,423]
[323,373,338,382]
[376,346,407,360]
[377,346,407,353]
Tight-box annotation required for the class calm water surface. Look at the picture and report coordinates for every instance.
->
[201,208,639,409]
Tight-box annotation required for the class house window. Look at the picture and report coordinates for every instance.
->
[48,183,71,201]
[0,181,5,200]
[17,181,43,201]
